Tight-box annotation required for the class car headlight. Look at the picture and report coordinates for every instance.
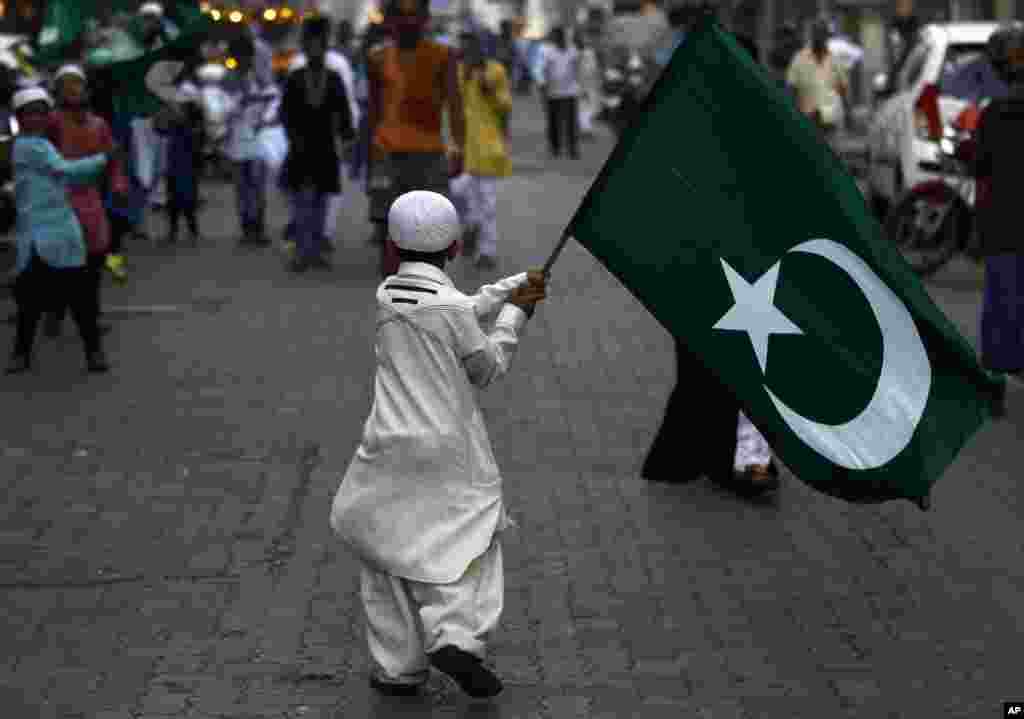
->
[939,137,955,156]
[9,116,18,135]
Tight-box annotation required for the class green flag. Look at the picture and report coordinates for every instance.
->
[565,19,1003,507]
[36,0,144,66]
[35,0,212,118]
[106,6,212,118]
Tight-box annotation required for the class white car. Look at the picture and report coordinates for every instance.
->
[866,22,1004,212]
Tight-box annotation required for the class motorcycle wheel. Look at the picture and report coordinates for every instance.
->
[884,184,964,278]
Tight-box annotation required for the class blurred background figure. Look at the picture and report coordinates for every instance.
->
[575,34,600,139]
[536,26,580,159]
[45,64,129,339]
[158,82,205,246]
[349,23,389,185]
[974,21,1024,414]
[286,17,359,255]
[456,30,512,271]
[226,33,278,246]
[367,0,464,277]
[786,18,849,147]
[279,16,355,273]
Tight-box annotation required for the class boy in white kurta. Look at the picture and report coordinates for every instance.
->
[330,190,545,698]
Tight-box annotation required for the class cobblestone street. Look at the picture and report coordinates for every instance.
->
[1,98,1021,718]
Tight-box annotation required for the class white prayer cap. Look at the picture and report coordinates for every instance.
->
[139,2,164,17]
[12,86,53,111]
[54,64,87,83]
[388,191,460,253]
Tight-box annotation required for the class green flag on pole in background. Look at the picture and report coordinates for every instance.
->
[562,18,1003,507]
[35,0,212,117]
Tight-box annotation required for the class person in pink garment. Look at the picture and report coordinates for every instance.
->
[45,64,130,338]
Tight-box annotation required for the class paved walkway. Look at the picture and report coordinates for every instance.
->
[1,95,1022,719]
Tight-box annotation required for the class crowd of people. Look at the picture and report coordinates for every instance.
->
[5,0,1023,704]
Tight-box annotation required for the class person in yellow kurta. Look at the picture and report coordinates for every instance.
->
[457,32,512,271]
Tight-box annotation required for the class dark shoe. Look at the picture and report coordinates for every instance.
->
[428,646,502,699]
[710,466,780,497]
[5,353,30,374]
[288,258,310,274]
[45,315,62,338]
[369,670,427,697]
[310,254,332,270]
[161,234,177,246]
[86,350,110,373]
[98,323,112,337]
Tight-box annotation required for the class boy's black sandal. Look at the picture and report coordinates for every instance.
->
[428,646,503,698]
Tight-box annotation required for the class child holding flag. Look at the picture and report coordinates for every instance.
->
[330,191,545,698]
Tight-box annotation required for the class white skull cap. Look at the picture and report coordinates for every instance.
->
[12,86,53,111]
[388,191,460,253]
[139,2,164,16]
[54,64,87,83]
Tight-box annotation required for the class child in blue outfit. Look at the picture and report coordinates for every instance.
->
[6,87,112,375]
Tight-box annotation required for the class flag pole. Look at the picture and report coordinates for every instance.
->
[542,234,572,275]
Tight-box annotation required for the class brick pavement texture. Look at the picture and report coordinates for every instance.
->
[1,98,1023,718]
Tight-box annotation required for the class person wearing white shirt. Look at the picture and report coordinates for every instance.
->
[535,27,580,158]
[330,191,547,698]
[225,34,279,244]
[289,39,360,251]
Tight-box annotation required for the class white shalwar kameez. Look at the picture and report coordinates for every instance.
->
[331,263,531,684]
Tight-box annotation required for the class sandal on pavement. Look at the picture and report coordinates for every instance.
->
[5,353,30,375]
[429,646,503,698]
[710,465,780,497]
[86,350,110,374]
[369,668,428,697]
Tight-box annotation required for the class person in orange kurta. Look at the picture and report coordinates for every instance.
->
[45,65,130,339]
[367,0,464,277]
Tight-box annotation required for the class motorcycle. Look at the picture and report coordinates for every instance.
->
[883,101,985,277]
[599,50,648,137]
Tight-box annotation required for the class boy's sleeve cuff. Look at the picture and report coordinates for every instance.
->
[497,303,529,329]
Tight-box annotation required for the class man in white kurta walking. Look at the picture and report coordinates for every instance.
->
[330,190,546,698]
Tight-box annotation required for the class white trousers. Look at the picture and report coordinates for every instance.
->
[578,94,596,134]
[734,411,773,470]
[462,174,499,260]
[360,539,503,682]
[324,161,351,246]
[131,117,167,192]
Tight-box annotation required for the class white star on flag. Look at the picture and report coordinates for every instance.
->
[713,258,804,374]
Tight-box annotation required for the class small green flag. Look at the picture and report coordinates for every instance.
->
[35,0,212,118]
[565,19,1003,507]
